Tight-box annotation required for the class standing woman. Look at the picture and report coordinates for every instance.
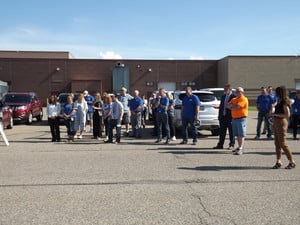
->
[102,94,112,141]
[47,94,61,142]
[167,91,176,141]
[92,92,103,140]
[74,93,88,139]
[63,95,77,142]
[141,95,148,128]
[271,86,296,169]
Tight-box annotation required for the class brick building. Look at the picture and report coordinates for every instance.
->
[0,51,299,105]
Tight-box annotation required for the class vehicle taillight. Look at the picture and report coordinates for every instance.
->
[213,104,220,109]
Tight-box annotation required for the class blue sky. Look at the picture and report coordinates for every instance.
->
[1,0,300,59]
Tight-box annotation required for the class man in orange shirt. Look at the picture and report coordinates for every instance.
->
[227,87,249,155]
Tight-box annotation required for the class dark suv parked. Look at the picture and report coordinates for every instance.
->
[3,92,43,124]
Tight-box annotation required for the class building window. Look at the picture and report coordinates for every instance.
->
[295,80,300,90]
[146,81,154,86]
[181,81,196,86]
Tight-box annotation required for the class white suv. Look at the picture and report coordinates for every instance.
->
[173,90,220,136]
[200,88,236,101]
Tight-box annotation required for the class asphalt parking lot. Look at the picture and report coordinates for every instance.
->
[0,111,299,225]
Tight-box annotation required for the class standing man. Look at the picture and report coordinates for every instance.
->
[105,94,124,144]
[130,90,144,138]
[155,88,170,144]
[254,87,274,140]
[227,87,249,155]
[83,90,95,133]
[118,87,133,136]
[180,86,200,145]
[291,90,300,140]
[213,84,236,150]
[262,86,277,134]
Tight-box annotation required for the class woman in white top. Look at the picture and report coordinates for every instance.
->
[47,95,61,142]
[74,93,88,139]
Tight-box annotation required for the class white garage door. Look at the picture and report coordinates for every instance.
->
[157,82,176,92]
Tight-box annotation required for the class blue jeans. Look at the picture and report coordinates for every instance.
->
[182,117,197,143]
[65,118,76,136]
[256,111,271,137]
[156,111,170,140]
[109,119,121,142]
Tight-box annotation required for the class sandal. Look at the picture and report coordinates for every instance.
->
[285,162,296,169]
[272,162,282,169]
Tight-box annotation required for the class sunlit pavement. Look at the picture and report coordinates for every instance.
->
[0,111,299,225]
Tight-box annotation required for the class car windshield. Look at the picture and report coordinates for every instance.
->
[3,94,32,103]
[178,93,216,102]
[58,94,79,104]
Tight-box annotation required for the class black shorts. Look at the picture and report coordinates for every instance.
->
[122,112,130,124]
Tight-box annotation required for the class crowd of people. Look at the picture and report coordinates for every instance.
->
[46,85,299,169]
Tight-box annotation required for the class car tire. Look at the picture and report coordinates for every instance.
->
[211,128,220,136]
[36,109,43,122]
[27,111,33,125]
[7,117,13,129]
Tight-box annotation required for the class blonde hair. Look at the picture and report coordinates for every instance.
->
[167,91,173,100]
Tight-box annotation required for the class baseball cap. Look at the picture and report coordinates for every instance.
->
[83,90,88,96]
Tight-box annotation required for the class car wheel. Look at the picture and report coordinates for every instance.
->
[211,128,220,136]
[27,111,33,125]
[7,117,13,129]
[36,109,43,121]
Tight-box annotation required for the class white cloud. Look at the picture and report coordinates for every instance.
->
[189,56,204,60]
[99,51,122,59]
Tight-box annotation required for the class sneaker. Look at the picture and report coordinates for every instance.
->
[261,131,266,135]
[192,141,197,145]
[267,136,273,140]
[254,136,260,140]
[232,147,240,152]
[233,148,243,155]
[165,139,170,144]
[78,135,83,139]
[227,146,234,150]
[180,140,187,144]
[171,136,176,141]
[155,139,162,143]
[213,145,223,149]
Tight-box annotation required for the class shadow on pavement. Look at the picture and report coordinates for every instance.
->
[178,165,271,171]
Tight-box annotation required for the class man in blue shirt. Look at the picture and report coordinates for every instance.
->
[105,94,124,144]
[129,90,144,138]
[262,86,277,134]
[180,86,200,145]
[291,90,300,140]
[255,87,273,140]
[118,87,133,136]
[155,88,170,144]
